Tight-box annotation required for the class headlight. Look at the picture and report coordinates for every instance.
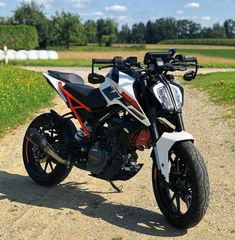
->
[170,84,183,109]
[152,83,183,111]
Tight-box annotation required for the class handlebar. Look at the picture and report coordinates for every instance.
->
[91,50,200,82]
[91,56,139,73]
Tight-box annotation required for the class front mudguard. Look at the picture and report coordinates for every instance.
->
[153,131,194,183]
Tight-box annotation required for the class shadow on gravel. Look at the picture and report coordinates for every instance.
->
[0,171,187,237]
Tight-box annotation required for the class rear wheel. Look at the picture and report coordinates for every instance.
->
[152,141,209,228]
[23,113,72,186]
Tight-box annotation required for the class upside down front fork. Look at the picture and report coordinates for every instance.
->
[139,75,194,183]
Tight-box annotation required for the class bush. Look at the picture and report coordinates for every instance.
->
[0,25,39,50]
[159,39,235,46]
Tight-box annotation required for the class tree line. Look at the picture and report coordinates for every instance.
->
[0,2,234,48]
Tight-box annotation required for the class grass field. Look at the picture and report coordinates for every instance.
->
[0,65,54,136]
[160,38,235,46]
[184,72,235,105]
[182,71,235,125]
[8,44,235,68]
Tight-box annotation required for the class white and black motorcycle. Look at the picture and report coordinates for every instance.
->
[23,49,209,228]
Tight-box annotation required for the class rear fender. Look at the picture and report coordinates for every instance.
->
[153,131,194,183]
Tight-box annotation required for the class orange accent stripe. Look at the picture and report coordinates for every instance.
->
[121,91,141,110]
[154,166,157,180]
[58,82,91,137]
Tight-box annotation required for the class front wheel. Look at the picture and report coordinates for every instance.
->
[152,141,209,229]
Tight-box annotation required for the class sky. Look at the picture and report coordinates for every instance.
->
[0,0,234,27]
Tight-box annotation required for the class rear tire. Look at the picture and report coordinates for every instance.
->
[22,113,72,186]
[152,141,209,228]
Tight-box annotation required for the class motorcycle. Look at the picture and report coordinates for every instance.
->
[22,49,209,229]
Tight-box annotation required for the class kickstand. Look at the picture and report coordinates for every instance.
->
[110,181,123,193]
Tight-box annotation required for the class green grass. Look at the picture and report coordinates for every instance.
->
[176,49,235,59]
[200,62,235,68]
[9,59,91,67]
[48,44,146,51]
[184,72,235,106]
[0,65,54,136]
[183,72,235,126]
[160,38,235,46]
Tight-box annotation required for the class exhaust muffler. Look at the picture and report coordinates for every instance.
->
[26,128,69,166]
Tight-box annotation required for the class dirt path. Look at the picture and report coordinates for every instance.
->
[0,68,234,240]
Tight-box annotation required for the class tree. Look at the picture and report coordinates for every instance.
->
[13,1,48,48]
[211,23,226,38]
[224,19,235,38]
[96,19,105,44]
[118,24,131,43]
[131,22,145,43]
[96,19,117,46]
[176,20,201,39]
[51,11,86,48]
[201,27,214,38]
[154,18,177,41]
[84,20,97,43]
[145,20,156,43]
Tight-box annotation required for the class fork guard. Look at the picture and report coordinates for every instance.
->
[153,131,194,183]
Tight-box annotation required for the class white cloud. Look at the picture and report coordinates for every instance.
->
[18,0,53,4]
[70,0,90,9]
[192,15,211,21]
[118,15,127,21]
[0,0,6,7]
[18,0,54,9]
[177,10,184,14]
[201,16,211,21]
[184,2,200,8]
[80,11,103,17]
[105,4,127,12]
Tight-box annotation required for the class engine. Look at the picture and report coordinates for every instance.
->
[85,115,152,179]
[87,145,110,175]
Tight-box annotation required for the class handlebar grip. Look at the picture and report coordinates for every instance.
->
[93,59,113,64]
[184,57,197,62]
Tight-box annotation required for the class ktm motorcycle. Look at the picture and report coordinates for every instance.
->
[23,49,209,228]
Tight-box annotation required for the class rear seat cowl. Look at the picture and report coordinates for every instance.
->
[48,70,84,85]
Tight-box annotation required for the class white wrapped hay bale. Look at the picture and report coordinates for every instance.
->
[6,49,16,60]
[15,50,28,60]
[0,50,5,60]
[38,50,49,60]
[27,50,39,60]
[48,50,59,60]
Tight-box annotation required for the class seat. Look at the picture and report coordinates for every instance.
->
[48,70,84,84]
[64,83,107,109]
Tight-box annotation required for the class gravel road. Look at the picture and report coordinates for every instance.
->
[0,68,234,240]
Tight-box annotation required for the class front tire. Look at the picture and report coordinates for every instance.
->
[152,141,209,228]
[23,113,72,186]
